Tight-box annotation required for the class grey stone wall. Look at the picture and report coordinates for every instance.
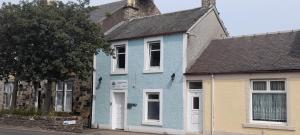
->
[72,79,92,126]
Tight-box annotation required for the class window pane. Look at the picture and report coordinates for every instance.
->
[57,82,64,90]
[253,81,267,91]
[117,54,126,68]
[64,91,72,112]
[4,93,11,109]
[193,97,200,109]
[66,82,73,91]
[4,83,13,93]
[189,82,203,89]
[148,101,160,120]
[56,91,63,111]
[148,94,159,100]
[150,51,160,67]
[116,46,125,53]
[149,42,160,50]
[252,93,287,122]
[271,81,285,91]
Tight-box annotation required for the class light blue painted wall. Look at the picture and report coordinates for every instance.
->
[95,33,184,129]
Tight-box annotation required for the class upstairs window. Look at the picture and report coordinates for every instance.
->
[149,41,161,67]
[144,37,163,73]
[112,42,128,74]
[251,80,287,123]
[115,45,126,69]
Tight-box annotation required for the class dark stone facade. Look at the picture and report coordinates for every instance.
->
[4,80,92,127]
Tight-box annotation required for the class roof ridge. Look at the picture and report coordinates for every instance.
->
[216,29,300,41]
[128,7,203,22]
[93,0,126,8]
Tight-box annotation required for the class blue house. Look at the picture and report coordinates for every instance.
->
[92,0,228,134]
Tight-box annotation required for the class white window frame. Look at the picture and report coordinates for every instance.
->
[249,79,287,125]
[111,41,128,75]
[144,37,163,73]
[55,81,73,112]
[142,89,163,126]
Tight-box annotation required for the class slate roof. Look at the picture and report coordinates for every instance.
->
[106,7,209,41]
[89,0,127,23]
[186,31,300,75]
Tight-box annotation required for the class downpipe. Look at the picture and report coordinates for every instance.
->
[211,74,215,135]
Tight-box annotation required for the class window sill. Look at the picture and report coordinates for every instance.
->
[143,69,163,74]
[111,71,128,75]
[142,121,163,126]
[243,123,296,131]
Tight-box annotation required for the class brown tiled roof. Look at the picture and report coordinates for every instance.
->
[106,7,209,41]
[186,31,300,75]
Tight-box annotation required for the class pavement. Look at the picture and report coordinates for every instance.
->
[0,127,76,135]
[0,126,160,135]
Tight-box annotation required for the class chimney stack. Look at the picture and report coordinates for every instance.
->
[127,0,137,7]
[202,0,216,8]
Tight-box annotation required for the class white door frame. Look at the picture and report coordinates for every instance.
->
[186,81,204,134]
[111,90,127,130]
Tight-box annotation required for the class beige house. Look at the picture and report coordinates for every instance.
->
[185,31,300,135]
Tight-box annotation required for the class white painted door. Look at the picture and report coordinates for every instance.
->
[188,92,203,132]
[113,93,125,129]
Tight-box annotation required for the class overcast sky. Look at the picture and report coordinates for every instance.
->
[1,0,300,36]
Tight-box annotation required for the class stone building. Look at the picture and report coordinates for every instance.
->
[0,0,160,127]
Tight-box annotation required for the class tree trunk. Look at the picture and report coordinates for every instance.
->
[44,80,53,114]
[11,78,19,110]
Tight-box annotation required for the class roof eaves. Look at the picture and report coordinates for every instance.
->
[185,69,300,76]
[108,30,187,42]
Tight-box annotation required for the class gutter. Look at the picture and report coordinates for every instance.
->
[211,74,215,135]
[184,69,300,76]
